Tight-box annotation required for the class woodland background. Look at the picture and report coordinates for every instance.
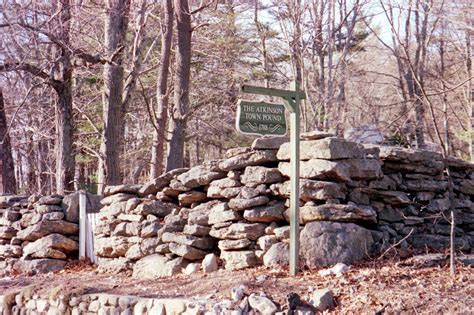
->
[0,0,472,195]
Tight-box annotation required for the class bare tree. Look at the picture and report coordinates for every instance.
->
[166,0,192,171]
[150,0,174,178]
[97,0,131,193]
[0,90,16,194]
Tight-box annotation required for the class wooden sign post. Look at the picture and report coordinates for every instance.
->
[239,81,305,276]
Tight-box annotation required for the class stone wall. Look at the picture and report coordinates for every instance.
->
[95,134,473,275]
[0,291,216,315]
[0,193,100,276]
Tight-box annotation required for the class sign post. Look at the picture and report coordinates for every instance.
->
[239,81,305,276]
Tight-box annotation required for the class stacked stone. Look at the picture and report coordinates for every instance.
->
[351,146,474,251]
[96,133,385,274]
[0,194,82,275]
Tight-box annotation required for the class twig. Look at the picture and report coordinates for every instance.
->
[378,228,414,260]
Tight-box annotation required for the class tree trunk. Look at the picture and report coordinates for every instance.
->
[0,90,17,195]
[54,83,75,193]
[166,0,192,171]
[53,0,75,194]
[98,0,131,193]
[151,0,174,179]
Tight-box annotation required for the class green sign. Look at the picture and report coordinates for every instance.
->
[236,100,287,136]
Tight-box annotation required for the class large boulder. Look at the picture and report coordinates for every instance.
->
[220,250,258,270]
[177,165,226,188]
[278,137,365,160]
[209,223,266,241]
[279,160,350,182]
[62,191,102,223]
[240,166,283,185]
[270,179,346,202]
[300,221,374,267]
[132,254,185,278]
[298,204,377,224]
[23,233,78,258]
[16,220,79,241]
[263,242,289,267]
[13,259,66,275]
[219,150,278,171]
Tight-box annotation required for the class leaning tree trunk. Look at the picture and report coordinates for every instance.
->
[0,90,17,194]
[150,0,174,179]
[166,0,192,171]
[98,0,131,193]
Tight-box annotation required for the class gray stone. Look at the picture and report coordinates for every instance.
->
[140,238,161,256]
[241,166,283,185]
[161,232,214,250]
[95,237,131,258]
[405,180,448,192]
[13,259,66,274]
[132,254,185,278]
[209,177,240,188]
[258,235,279,251]
[0,244,22,258]
[228,196,269,211]
[38,195,63,206]
[271,179,346,202]
[219,150,278,171]
[220,250,258,270]
[184,263,201,275]
[209,223,266,241]
[36,204,63,214]
[309,289,336,312]
[263,242,289,267]
[178,191,207,207]
[226,147,252,158]
[301,130,335,140]
[16,220,79,241]
[139,168,188,196]
[134,200,175,217]
[177,166,226,188]
[183,224,211,237]
[251,136,289,150]
[248,294,278,314]
[104,184,141,196]
[400,254,447,267]
[42,212,64,221]
[206,186,241,199]
[244,203,286,223]
[169,179,192,192]
[279,160,350,182]
[140,222,162,238]
[278,137,365,160]
[3,210,20,221]
[113,222,141,237]
[363,189,411,206]
[239,187,260,199]
[101,193,136,206]
[273,226,290,240]
[202,253,218,273]
[300,221,374,267]
[169,242,207,260]
[299,204,377,224]
[341,158,383,180]
[23,233,78,258]
[218,239,252,251]
[0,226,16,239]
[208,209,242,225]
[378,207,403,222]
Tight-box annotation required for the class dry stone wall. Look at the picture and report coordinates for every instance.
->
[95,134,474,275]
[0,192,100,276]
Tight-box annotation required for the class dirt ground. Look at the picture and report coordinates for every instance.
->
[1,256,473,314]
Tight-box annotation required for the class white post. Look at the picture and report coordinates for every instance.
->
[79,191,86,258]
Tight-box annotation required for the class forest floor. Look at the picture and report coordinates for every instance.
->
[1,255,473,314]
